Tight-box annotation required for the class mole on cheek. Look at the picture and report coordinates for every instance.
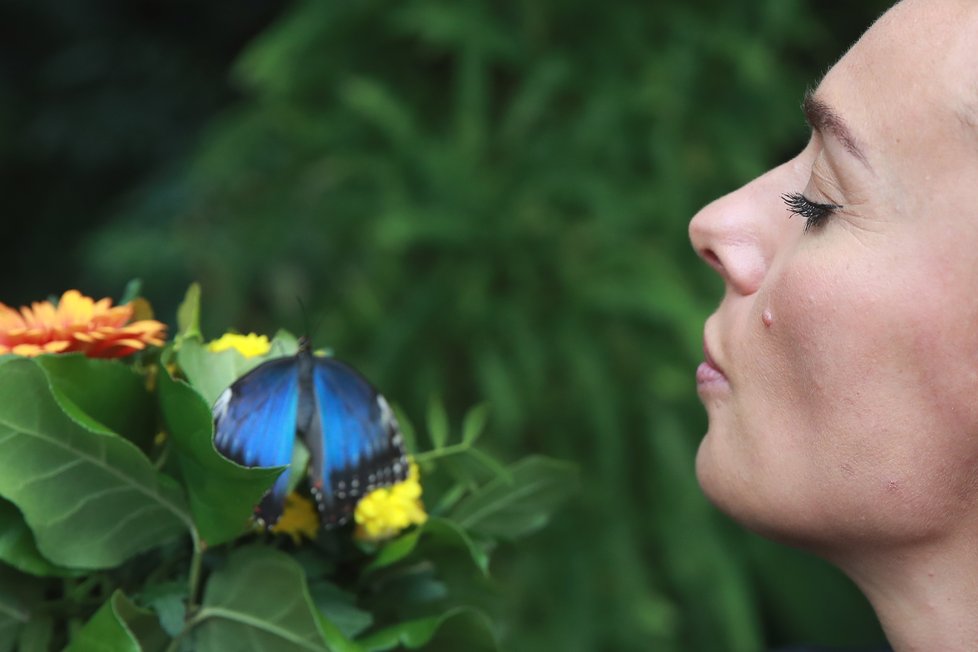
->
[762,308,774,328]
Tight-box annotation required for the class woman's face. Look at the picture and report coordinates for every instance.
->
[690,0,978,553]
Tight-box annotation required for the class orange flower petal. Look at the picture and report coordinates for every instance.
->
[0,290,167,359]
[11,343,43,357]
[108,338,149,350]
[0,304,25,330]
[92,297,112,313]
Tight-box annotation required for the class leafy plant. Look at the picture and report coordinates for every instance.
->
[0,287,575,651]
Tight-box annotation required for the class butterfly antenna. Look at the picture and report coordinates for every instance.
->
[295,297,326,352]
[297,297,310,336]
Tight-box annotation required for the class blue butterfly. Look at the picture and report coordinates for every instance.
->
[212,337,408,528]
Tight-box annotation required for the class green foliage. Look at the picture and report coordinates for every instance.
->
[0,567,33,652]
[0,357,190,569]
[359,607,497,652]
[450,456,577,540]
[193,546,337,651]
[66,591,168,652]
[156,361,285,546]
[0,289,572,650]
[0,499,74,578]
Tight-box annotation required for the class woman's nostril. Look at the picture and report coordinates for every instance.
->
[701,248,723,273]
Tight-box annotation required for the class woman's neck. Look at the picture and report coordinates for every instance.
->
[833,534,978,652]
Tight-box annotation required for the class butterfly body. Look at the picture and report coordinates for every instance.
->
[212,340,408,528]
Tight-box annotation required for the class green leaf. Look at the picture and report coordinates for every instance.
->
[0,620,15,652]
[308,581,373,640]
[175,340,245,409]
[364,517,488,577]
[314,616,365,652]
[157,366,284,546]
[429,483,467,516]
[268,330,302,356]
[118,279,143,306]
[417,517,490,576]
[175,283,202,342]
[66,590,169,652]
[138,581,187,638]
[450,456,578,540]
[460,404,489,446]
[363,528,423,574]
[0,567,44,652]
[439,448,509,492]
[193,546,331,651]
[0,358,190,569]
[36,354,156,451]
[17,616,52,652]
[0,595,26,652]
[0,499,75,577]
[358,607,498,651]
[426,397,449,450]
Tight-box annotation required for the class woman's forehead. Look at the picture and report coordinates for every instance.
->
[850,0,978,102]
[816,0,978,169]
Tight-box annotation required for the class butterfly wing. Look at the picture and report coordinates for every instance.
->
[212,357,300,526]
[305,358,408,526]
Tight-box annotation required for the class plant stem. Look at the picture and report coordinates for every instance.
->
[413,441,471,463]
[166,531,204,652]
[164,631,184,652]
[64,574,101,603]
[154,441,172,470]
[186,530,204,613]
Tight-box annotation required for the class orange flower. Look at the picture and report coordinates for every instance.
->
[0,290,167,358]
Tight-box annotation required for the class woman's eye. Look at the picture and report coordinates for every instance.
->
[781,192,842,231]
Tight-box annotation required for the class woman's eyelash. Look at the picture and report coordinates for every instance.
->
[781,192,842,231]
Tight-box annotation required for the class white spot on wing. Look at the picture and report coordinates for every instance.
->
[213,388,232,419]
[212,388,233,445]
[377,395,395,429]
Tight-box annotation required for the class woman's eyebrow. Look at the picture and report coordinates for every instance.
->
[803,89,872,170]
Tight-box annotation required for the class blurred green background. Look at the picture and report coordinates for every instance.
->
[2,1,894,649]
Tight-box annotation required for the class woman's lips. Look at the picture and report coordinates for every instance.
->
[697,339,729,389]
[696,361,727,385]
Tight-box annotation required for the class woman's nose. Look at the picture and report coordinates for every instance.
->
[689,173,786,296]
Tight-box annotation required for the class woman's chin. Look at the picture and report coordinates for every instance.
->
[695,433,814,546]
[693,430,749,520]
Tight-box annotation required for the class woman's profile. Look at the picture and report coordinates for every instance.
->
[689,0,978,650]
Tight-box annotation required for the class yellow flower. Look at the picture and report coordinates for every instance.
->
[354,461,428,542]
[270,493,320,544]
[208,332,271,358]
[0,290,166,358]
